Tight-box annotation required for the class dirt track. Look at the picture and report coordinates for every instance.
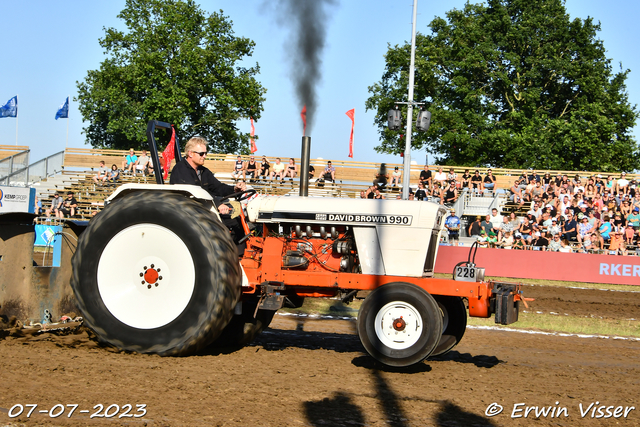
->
[0,285,639,427]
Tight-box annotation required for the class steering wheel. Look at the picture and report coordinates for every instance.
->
[219,189,256,203]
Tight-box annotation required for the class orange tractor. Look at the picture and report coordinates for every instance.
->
[71,121,523,367]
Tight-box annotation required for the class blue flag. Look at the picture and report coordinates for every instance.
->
[55,97,69,120]
[0,96,18,118]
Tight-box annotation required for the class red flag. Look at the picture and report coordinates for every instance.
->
[345,108,355,158]
[300,105,307,136]
[250,117,257,153]
[162,126,176,181]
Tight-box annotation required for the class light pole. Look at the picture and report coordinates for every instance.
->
[401,0,419,200]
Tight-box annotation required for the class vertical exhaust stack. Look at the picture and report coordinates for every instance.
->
[299,136,311,197]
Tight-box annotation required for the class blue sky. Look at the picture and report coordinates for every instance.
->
[1,0,638,167]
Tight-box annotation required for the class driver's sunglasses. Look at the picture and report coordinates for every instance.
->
[192,151,207,157]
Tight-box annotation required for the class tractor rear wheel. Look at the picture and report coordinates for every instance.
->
[71,192,241,356]
[210,299,275,349]
[431,296,467,357]
[357,282,442,367]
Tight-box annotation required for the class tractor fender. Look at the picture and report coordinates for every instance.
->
[106,183,220,220]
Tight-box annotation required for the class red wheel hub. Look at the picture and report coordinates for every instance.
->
[393,316,406,331]
[144,268,159,284]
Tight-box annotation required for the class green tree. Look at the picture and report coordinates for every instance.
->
[76,0,266,153]
[366,0,639,172]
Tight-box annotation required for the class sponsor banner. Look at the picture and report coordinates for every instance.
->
[0,186,34,213]
[435,246,640,286]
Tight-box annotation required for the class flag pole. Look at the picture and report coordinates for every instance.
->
[15,94,18,145]
[65,95,69,148]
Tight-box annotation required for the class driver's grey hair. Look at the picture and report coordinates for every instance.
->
[185,136,208,154]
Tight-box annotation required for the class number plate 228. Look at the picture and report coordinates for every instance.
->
[454,266,477,282]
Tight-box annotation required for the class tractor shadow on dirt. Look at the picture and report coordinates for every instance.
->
[303,391,367,427]
[429,351,503,368]
[249,328,365,354]
[434,401,498,427]
[302,368,497,427]
[303,368,413,427]
[351,355,433,373]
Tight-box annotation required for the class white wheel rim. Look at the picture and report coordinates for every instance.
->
[374,301,423,350]
[97,224,196,329]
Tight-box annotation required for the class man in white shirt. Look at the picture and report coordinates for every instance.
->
[489,208,503,230]
[270,158,286,181]
[434,167,447,186]
[616,172,630,196]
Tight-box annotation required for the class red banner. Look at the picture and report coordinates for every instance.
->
[300,105,307,136]
[345,108,355,158]
[162,126,176,181]
[435,245,640,286]
[250,118,257,153]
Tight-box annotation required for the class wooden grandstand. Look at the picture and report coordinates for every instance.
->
[23,147,636,222]
[0,145,30,158]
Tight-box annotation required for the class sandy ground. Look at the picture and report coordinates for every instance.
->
[0,284,639,427]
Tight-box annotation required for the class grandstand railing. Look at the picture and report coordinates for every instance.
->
[0,150,30,186]
[27,151,64,184]
[0,150,63,187]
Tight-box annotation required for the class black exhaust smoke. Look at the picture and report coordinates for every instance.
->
[278,0,336,134]
[270,0,336,196]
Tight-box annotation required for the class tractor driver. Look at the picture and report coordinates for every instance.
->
[170,136,247,243]
[170,136,246,204]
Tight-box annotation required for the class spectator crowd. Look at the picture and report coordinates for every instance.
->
[464,171,640,255]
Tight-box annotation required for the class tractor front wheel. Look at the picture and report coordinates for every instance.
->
[357,282,443,367]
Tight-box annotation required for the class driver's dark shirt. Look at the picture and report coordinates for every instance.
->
[169,159,235,198]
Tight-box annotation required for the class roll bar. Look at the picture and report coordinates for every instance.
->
[146,120,182,185]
